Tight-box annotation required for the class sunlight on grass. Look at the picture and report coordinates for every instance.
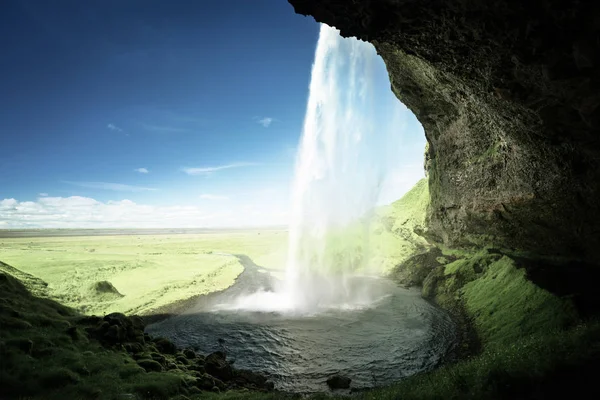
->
[0,230,287,315]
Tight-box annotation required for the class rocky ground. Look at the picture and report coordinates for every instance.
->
[0,266,277,400]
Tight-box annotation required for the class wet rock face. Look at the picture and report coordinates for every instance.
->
[288,0,600,261]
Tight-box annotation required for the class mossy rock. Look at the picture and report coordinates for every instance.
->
[137,359,164,372]
[90,281,123,300]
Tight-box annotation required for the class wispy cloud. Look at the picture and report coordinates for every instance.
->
[38,193,48,197]
[141,124,189,133]
[0,196,236,229]
[199,194,229,201]
[255,117,274,128]
[134,168,149,174]
[62,181,157,192]
[181,162,258,176]
[107,123,123,132]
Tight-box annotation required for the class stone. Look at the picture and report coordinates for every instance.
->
[176,355,190,365]
[327,375,351,390]
[152,337,177,354]
[150,352,167,366]
[183,348,196,359]
[205,351,233,381]
[104,313,131,328]
[123,342,144,354]
[136,359,163,372]
[234,369,268,389]
[195,373,215,390]
[287,0,600,263]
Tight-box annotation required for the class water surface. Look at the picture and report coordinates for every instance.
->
[148,257,456,393]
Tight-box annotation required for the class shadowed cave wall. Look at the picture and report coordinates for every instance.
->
[289,0,600,263]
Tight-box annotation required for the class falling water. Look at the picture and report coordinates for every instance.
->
[217,24,404,313]
[280,24,404,312]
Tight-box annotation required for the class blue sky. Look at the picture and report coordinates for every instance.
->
[0,0,425,228]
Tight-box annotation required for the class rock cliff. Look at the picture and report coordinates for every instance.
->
[289,0,600,262]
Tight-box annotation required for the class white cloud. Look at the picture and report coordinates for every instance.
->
[107,123,123,132]
[181,162,258,176]
[0,196,287,228]
[63,181,157,192]
[134,168,149,174]
[256,117,273,127]
[39,193,49,197]
[199,194,229,201]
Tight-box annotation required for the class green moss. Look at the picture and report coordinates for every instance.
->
[462,256,578,346]
[436,256,450,264]
[344,322,600,400]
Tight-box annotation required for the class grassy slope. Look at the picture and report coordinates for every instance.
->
[0,267,291,400]
[0,231,287,316]
[3,178,600,399]
[369,178,430,273]
[309,178,430,277]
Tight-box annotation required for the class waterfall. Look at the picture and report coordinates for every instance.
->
[281,24,400,311]
[217,24,404,314]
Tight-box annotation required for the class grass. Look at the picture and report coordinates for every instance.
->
[0,230,287,316]
[0,269,296,400]
[4,264,597,400]
[2,177,599,399]
[326,321,600,400]
[311,178,431,276]
[462,255,578,346]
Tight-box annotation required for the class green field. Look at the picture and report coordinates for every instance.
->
[0,180,430,317]
[0,231,288,316]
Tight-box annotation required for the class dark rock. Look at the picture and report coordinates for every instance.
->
[123,342,144,354]
[205,351,233,381]
[104,313,131,328]
[188,364,206,374]
[176,355,190,365]
[129,315,145,331]
[166,362,179,370]
[104,324,125,344]
[183,348,196,359]
[150,352,167,366]
[234,369,269,389]
[287,0,600,263]
[92,281,123,298]
[136,359,163,372]
[152,337,177,354]
[327,375,351,389]
[195,373,215,390]
[76,315,102,326]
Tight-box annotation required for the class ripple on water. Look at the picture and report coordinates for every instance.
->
[147,275,457,393]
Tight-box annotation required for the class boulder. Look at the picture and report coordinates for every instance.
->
[136,359,163,372]
[327,375,351,389]
[195,373,215,390]
[123,342,144,354]
[205,351,233,381]
[234,369,269,389]
[152,337,177,354]
[183,348,196,359]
